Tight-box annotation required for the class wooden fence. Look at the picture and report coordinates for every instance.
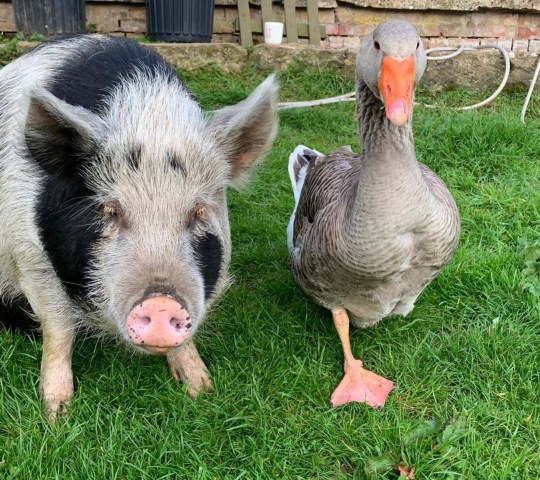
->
[236,0,325,47]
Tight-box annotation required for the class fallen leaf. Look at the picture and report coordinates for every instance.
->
[397,463,415,479]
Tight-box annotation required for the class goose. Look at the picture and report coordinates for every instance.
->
[287,20,460,408]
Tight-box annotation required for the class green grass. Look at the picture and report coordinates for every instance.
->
[2,65,540,479]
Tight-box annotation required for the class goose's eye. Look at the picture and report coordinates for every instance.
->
[374,40,381,50]
[416,40,420,49]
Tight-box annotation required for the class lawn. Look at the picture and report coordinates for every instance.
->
[1,62,540,479]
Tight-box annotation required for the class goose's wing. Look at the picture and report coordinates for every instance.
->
[291,146,356,249]
[418,162,461,266]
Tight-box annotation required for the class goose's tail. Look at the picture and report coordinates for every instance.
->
[287,145,322,252]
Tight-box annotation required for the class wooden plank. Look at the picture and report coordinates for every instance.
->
[306,0,321,46]
[237,0,253,47]
[283,0,298,44]
[260,0,273,25]
[235,18,326,40]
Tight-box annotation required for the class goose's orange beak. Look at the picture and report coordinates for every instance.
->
[378,56,415,126]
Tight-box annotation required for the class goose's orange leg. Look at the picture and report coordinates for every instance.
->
[330,308,394,408]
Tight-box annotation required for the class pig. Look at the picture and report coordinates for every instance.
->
[0,35,278,421]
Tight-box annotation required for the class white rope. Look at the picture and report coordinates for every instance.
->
[277,44,511,112]
[278,91,355,110]
[520,56,540,123]
[421,44,510,111]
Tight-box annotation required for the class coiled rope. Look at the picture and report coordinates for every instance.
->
[278,44,540,119]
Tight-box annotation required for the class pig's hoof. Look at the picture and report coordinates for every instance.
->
[167,357,212,397]
[166,341,213,398]
[186,372,213,398]
[39,383,73,424]
[170,363,213,398]
[41,393,71,424]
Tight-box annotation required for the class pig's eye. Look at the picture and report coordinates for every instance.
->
[187,206,206,229]
[103,201,123,224]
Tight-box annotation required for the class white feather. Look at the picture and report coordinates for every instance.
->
[287,145,321,252]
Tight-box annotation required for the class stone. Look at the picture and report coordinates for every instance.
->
[249,43,357,76]
[148,42,248,73]
[15,40,39,54]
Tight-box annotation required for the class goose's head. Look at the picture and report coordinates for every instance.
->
[356,20,427,126]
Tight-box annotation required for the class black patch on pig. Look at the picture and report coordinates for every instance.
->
[36,174,102,300]
[191,232,223,300]
[0,297,40,337]
[48,36,187,114]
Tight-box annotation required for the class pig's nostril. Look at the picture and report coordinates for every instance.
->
[170,318,183,329]
[141,316,151,326]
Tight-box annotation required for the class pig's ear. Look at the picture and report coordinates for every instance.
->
[25,87,105,177]
[210,74,279,186]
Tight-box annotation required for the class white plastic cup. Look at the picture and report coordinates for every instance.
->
[264,22,284,45]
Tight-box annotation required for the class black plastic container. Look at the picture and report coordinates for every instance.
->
[12,0,85,37]
[146,0,215,43]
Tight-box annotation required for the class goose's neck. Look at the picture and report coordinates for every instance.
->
[342,80,425,238]
[356,80,414,155]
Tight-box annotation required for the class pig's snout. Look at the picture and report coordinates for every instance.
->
[127,296,192,354]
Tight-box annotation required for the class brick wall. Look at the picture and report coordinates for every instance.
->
[1,0,539,53]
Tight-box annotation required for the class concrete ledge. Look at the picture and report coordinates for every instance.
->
[10,41,540,92]
[340,0,540,12]
[148,43,249,73]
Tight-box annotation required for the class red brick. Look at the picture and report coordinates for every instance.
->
[529,39,540,51]
[470,12,518,38]
[337,23,365,36]
[517,14,540,39]
[424,37,445,49]
[211,33,239,44]
[343,36,361,49]
[214,6,227,22]
[512,39,529,52]
[495,38,513,51]
[460,37,481,47]
[0,2,16,33]
[86,4,145,33]
[118,18,145,33]
[213,19,235,34]
[325,24,339,36]
[327,36,344,49]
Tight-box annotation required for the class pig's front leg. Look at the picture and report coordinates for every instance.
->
[166,340,212,397]
[39,323,75,423]
[20,265,77,423]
